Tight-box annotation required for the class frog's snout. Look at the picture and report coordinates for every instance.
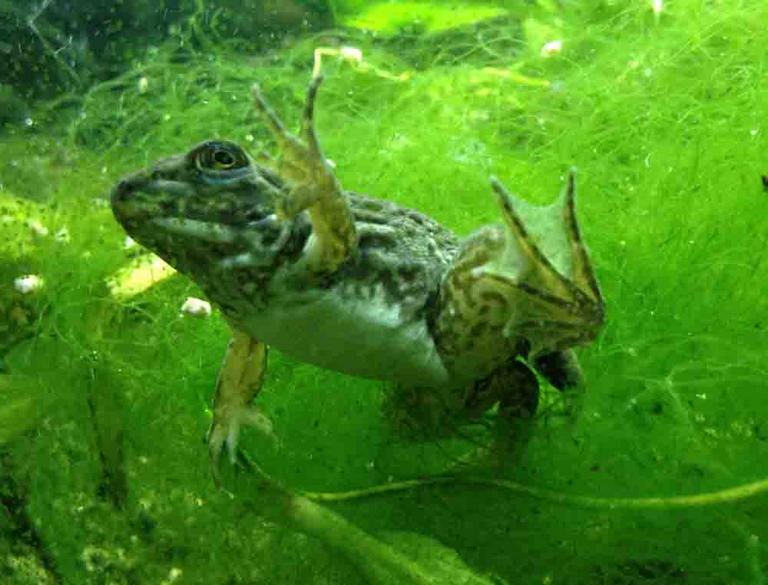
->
[111,171,148,209]
[110,170,161,226]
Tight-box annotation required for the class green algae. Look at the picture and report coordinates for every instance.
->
[1,1,767,583]
[341,2,507,35]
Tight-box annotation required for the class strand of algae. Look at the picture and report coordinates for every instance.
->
[299,474,768,510]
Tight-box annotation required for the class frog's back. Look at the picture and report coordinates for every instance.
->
[213,192,462,387]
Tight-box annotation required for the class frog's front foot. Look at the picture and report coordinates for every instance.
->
[207,404,276,487]
[252,76,357,273]
[207,331,275,487]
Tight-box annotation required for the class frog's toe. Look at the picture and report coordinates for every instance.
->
[206,406,276,486]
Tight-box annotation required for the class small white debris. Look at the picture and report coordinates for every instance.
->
[163,113,171,121]
[540,39,563,58]
[245,133,255,142]
[180,297,212,318]
[138,76,149,94]
[340,46,363,63]
[14,274,44,294]
[167,567,183,582]
[24,116,34,127]
[750,128,759,137]
[325,158,337,169]
[651,0,664,15]
[55,227,71,243]
[91,197,109,208]
[27,219,49,237]
[123,236,137,250]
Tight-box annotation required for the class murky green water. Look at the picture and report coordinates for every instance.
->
[1,1,767,583]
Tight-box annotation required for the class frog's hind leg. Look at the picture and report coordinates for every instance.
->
[533,348,586,416]
[207,330,275,487]
[252,76,357,273]
[486,171,604,354]
[494,359,540,464]
[472,359,540,466]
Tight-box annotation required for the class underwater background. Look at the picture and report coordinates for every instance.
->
[1,0,767,583]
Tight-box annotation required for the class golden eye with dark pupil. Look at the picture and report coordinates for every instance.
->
[193,141,248,172]
[213,149,236,168]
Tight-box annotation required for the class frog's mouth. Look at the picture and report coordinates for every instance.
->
[112,140,284,231]
[111,157,297,273]
[112,169,270,229]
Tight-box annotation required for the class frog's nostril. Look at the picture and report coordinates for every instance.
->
[112,171,152,205]
[111,179,134,204]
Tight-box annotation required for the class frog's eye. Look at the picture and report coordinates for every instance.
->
[193,141,249,172]
[213,149,236,168]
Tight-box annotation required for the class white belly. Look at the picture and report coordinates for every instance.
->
[236,282,450,388]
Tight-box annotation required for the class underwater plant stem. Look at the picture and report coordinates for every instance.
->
[239,446,768,511]
[284,493,436,584]
[238,451,489,584]
[26,0,81,87]
[299,475,768,510]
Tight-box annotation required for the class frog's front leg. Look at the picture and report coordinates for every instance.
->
[207,329,275,486]
[252,76,357,273]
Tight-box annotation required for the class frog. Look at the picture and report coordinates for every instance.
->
[110,75,605,482]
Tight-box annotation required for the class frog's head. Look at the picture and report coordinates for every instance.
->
[111,140,292,275]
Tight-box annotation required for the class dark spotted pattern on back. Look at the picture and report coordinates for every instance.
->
[193,190,460,327]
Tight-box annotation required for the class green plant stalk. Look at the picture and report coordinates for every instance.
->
[284,492,439,584]
[300,474,768,510]
[240,454,494,584]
